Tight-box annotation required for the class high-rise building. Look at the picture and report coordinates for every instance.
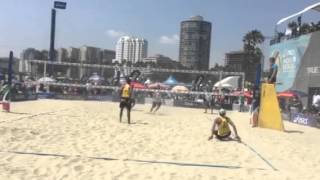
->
[179,15,211,70]
[79,46,101,78]
[115,36,148,63]
[225,51,246,72]
[80,46,101,64]
[143,54,181,69]
[101,49,115,64]
[19,48,41,73]
[225,50,259,83]
[67,47,80,62]
[57,48,68,62]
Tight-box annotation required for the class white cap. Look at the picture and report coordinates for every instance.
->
[219,109,226,116]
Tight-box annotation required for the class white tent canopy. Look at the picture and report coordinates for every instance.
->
[214,76,239,89]
[277,2,320,26]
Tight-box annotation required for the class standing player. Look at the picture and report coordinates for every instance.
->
[150,90,162,113]
[119,78,132,124]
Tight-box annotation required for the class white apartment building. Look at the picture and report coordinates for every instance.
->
[115,36,148,63]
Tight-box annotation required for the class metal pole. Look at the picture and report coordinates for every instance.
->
[43,61,47,77]
[219,71,222,94]
[49,8,56,76]
[242,72,245,92]
[8,51,13,87]
[7,51,13,102]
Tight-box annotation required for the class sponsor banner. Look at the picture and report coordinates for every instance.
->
[12,94,38,101]
[290,113,320,128]
[86,95,113,101]
[269,34,311,92]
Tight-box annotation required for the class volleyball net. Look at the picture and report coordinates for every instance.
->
[17,60,247,108]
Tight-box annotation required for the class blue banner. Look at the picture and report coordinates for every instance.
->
[269,35,311,92]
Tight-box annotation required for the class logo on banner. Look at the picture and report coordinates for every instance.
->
[293,113,309,125]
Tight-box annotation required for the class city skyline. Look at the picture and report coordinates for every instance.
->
[1,0,320,67]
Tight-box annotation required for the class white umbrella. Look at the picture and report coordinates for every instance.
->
[38,77,56,83]
[144,78,152,84]
[171,85,189,93]
[89,73,105,82]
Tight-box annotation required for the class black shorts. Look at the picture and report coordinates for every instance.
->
[216,131,231,140]
[120,98,131,109]
[152,101,162,106]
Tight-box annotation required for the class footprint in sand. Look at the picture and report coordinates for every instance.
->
[40,134,50,139]
[73,165,84,171]
[33,167,47,176]
[0,127,8,135]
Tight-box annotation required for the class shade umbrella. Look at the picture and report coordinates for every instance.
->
[171,85,189,93]
[89,73,105,82]
[38,77,56,83]
[277,90,307,98]
[144,78,152,85]
[278,91,298,98]
[287,90,308,97]
[277,92,294,98]
[148,82,169,89]
[131,82,146,89]
[244,91,253,98]
[231,91,242,96]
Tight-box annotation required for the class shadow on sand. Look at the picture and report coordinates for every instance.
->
[2,150,267,171]
[7,112,32,115]
[284,130,304,134]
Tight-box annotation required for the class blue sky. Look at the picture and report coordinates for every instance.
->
[1,0,320,66]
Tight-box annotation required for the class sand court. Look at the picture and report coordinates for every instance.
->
[0,100,319,179]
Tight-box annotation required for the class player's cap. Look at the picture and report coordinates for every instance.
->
[219,108,226,116]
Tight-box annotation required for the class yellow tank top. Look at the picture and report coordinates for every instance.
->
[121,84,130,98]
[218,116,231,136]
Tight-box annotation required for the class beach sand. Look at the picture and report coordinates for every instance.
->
[0,99,319,180]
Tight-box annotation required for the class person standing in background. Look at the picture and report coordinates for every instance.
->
[268,57,278,84]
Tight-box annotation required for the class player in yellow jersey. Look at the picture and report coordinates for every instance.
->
[119,78,132,124]
[208,109,241,141]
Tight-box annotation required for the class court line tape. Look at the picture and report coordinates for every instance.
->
[240,141,278,171]
[0,109,71,124]
[0,150,267,171]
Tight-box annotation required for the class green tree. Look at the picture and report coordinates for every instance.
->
[243,29,265,62]
[242,30,265,83]
[300,23,311,35]
[288,21,298,37]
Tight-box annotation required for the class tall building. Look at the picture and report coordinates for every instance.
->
[19,48,41,73]
[57,48,68,62]
[101,49,115,64]
[80,46,101,64]
[179,15,211,70]
[67,47,80,62]
[225,51,259,83]
[79,46,101,78]
[225,51,246,72]
[115,36,148,64]
[143,54,181,69]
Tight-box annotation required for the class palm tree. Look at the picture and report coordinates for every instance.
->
[242,30,265,54]
[242,30,265,83]
[243,30,265,61]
